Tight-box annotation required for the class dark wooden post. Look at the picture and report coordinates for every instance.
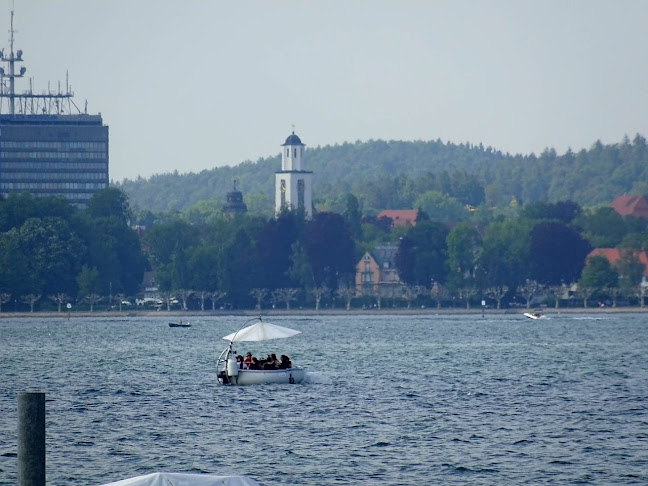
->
[18,392,46,486]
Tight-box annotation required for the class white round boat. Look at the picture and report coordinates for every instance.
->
[217,317,305,386]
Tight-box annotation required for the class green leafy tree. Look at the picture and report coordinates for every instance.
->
[446,222,482,290]
[476,218,531,291]
[187,243,221,293]
[76,265,100,300]
[287,241,314,291]
[413,191,468,223]
[614,248,645,295]
[86,187,132,224]
[218,229,260,308]
[14,217,86,296]
[521,200,582,223]
[144,219,199,267]
[0,232,30,295]
[343,193,362,240]
[396,221,449,286]
[77,214,147,296]
[528,221,591,285]
[578,207,627,248]
[75,189,147,296]
[144,218,199,290]
[256,212,304,290]
[0,193,75,233]
[302,212,356,289]
[578,255,618,294]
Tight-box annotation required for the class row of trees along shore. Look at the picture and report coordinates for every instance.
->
[2,187,648,312]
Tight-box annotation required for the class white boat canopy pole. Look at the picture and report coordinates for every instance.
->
[222,317,301,343]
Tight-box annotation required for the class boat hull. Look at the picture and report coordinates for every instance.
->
[219,368,306,386]
[523,312,544,320]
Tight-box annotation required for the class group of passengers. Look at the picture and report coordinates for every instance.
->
[235,352,292,370]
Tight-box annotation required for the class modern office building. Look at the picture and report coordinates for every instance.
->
[0,10,108,207]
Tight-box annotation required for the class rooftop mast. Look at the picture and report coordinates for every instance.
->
[4,9,25,114]
[0,8,80,115]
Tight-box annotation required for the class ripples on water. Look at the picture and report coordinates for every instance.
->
[1,313,647,485]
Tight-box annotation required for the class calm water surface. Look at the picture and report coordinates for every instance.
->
[1,313,647,485]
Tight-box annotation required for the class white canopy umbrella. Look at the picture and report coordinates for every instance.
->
[222,318,301,342]
[98,472,260,486]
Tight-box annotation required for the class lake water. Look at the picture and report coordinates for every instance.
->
[1,313,647,485]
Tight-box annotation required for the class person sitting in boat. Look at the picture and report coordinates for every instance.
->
[278,355,292,369]
[248,357,260,370]
[263,354,277,370]
[235,355,244,369]
[243,352,252,369]
[271,353,281,367]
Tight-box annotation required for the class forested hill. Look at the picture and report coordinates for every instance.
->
[115,134,648,216]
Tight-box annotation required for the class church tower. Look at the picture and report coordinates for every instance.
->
[275,130,313,218]
[222,180,247,216]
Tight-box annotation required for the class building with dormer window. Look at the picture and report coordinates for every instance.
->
[355,245,401,296]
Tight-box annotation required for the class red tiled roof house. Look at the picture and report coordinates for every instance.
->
[587,248,648,285]
[609,196,648,219]
[376,209,419,228]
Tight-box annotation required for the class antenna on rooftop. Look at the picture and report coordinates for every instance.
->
[0,6,78,115]
[4,7,24,114]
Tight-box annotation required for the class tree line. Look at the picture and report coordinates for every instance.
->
[0,189,147,312]
[2,188,648,312]
[116,134,648,222]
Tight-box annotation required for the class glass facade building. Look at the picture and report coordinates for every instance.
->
[0,114,109,207]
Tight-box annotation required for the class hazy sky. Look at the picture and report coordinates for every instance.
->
[2,1,647,181]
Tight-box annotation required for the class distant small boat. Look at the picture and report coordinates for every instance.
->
[523,311,545,320]
[169,321,191,328]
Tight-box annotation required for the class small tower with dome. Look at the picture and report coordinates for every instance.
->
[275,130,313,218]
[223,180,247,216]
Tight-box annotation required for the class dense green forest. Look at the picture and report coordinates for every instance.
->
[0,189,148,311]
[2,186,648,312]
[116,134,648,219]
[4,133,648,312]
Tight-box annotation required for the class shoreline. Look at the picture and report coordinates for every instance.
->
[1,306,646,319]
